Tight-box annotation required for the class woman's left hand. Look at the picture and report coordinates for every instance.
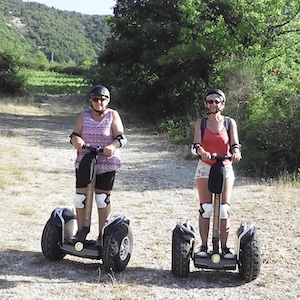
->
[232,152,242,163]
[103,145,116,156]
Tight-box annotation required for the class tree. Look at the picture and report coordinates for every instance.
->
[94,0,300,176]
[95,0,194,120]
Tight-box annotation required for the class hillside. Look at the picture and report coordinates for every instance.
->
[0,0,111,64]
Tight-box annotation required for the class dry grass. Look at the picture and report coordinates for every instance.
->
[0,96,299,300]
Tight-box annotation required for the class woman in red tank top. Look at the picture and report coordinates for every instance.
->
[192,88,242,258]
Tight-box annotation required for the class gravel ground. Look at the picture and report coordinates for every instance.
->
[0,96,299,300]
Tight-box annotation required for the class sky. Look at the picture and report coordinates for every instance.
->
[23,0,116,15]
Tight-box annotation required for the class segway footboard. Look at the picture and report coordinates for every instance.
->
[61,240,102,259]
[193,253,237,270]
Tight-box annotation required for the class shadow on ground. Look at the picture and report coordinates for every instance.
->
[0,249,245,291]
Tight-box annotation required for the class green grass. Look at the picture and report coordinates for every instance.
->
[23,70,90,94]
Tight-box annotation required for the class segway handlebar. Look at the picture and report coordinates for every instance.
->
[211,153,232,161]
[82,144,104,154]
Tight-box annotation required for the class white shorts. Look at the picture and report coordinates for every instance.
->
[194,160,235,180]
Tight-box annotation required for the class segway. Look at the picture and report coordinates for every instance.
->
[41,145,133,272]
[171,154,261,282]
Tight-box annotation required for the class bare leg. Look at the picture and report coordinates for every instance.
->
[95,189,112,238]
[98,203,111,238]
[220,177,234,248]
[195,178,212,246]
[75,208,85,231]
[199,216,210,246]
[220,219,230,248]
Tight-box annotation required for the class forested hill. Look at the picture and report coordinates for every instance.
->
[0,0,111,64]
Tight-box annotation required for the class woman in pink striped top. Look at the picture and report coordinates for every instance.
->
[69,85,127,242]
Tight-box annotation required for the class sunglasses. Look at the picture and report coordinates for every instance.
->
[206,99,223,104]
[91,95,109,102]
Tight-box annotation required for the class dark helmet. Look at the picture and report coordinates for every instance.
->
[205,88,226,102]
[90,85,110,99]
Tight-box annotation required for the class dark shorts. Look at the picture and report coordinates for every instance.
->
[76,170,116,190]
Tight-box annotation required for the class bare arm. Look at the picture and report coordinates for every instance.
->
[103,110,125,156]
[70,112,85,150]
[112,110,125,137]
[193,119,211,161]
[193,118,202,145]
[229,118,242,163]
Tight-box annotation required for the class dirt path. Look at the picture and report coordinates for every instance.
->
[0,96,299,300]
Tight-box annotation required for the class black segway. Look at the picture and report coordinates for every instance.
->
[41,145,133,272]
[171,154,261,282]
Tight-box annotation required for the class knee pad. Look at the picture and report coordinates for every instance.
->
[95,193,110,209]
[220,203,230,219]
[74,193,86,209]
[200,203,213,218]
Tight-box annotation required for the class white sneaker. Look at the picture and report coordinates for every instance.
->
[222,247,234,259]
[196,245,208,257]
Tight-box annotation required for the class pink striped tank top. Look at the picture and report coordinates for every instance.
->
[75,109,121,174]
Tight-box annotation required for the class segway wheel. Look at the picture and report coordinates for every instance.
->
[41,220,66,261]
[238,233,261,282]
[171,228,192,277]
[102,222,133,272]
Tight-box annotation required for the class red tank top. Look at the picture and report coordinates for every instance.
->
[201,127,231,165]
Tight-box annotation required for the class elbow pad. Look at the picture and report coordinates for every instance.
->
[114,134,127,147]
[69,132,81,144]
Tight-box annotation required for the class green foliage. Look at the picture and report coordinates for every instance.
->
[183,0,300,177]
[0,0,299,178]
[0,51,25,95]
[0,12,34,66]
[94,0,300,177]
[95,0,197,120]
[159,117,194,144]
[25,51,50,71]
[23,70,89,94]
[0,0,111,65]
[241,85,300,177]
[0,0,110,95]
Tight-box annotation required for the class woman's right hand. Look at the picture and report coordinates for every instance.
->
[72,136,85,150]
[200,151,211,161]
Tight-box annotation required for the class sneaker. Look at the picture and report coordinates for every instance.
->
[222,247,234,259]
[196,245,208,257]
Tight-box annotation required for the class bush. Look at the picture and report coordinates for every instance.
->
[0,52,25,95]
[218,58,300,177]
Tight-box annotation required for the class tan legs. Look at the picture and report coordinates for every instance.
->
[196,177,234,248]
